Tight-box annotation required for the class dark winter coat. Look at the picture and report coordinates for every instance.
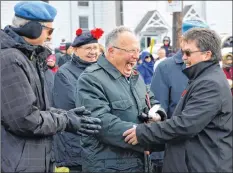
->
[75,54,163,172]
[57,54,72,67]
[1,26,68,172]
[150,49,188,119]
[137,61,233,172]
[52,55,94,167]
[44,69,55,107]
[161,45,172,57]
[137,51,155,85]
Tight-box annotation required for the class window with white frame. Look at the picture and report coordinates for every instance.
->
[78,1,89,6]
[79,16,89,29]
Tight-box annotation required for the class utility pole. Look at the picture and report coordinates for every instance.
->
[172,1,183,52]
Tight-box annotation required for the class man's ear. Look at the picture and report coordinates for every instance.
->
[204,51,212,61]
[107,47,114,57]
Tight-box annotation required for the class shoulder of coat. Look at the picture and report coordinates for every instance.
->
[1,48,28,66]
[84,63,101,73]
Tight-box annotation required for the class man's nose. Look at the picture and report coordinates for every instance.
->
[47,35,52,41]
[182,54,188,61]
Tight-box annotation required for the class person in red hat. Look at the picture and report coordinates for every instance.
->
[46,54,59,73]
[222,53,233,95]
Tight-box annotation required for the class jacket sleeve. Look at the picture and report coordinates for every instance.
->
[53,70,75,110]
[150,63,169,114]
[137,80,221,146]
[1,53,68,137]
[76,73,145,153]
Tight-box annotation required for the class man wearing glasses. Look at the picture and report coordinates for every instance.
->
[123,28,232,172]
[1,1,101,172]
[149,19,210,173]
[52,28,103,172]
[75,26,167,172]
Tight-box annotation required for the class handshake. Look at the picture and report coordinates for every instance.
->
[65,106,102,135]
[138,104,167,123]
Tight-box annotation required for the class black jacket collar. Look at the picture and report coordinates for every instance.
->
[72,54,95,70]
[182,61,219,81]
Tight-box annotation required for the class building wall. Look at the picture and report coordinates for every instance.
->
[93,1,116,46]
[1,1,19,28]
[1,1,232,47]
[49,1,71,46]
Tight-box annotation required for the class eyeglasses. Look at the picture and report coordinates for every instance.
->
[80,46,99,53]
[182,49,207,57]
[113,46,140,55]
[42,25,54,35]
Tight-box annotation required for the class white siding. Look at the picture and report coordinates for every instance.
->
[1,1,19,28]
[93,1,116,45]
[49,1,71,46]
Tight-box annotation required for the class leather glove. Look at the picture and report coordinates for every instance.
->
[65,106,101,135]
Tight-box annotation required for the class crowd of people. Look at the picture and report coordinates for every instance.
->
[1,1,232,173]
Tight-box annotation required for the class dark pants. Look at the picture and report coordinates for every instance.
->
[150,151,164,173]
[69,166,82,173]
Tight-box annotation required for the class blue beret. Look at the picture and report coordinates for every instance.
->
[72,28,104,47]
[182,20,209,34]
[14,1,57,22]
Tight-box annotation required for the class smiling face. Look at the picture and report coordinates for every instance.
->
[182,40,212,68]
[74,43,99,62]
[107,31,140,77]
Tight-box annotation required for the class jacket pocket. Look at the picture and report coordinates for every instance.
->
[111,100,133,110]
[104,158,143,171]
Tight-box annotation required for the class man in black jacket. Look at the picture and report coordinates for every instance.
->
[123,28,232,172]
[1,1,101,172]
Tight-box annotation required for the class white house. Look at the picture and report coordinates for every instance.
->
[1,1,117,47]
[1,1,232,49]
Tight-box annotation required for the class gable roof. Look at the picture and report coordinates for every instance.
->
[135,10,170,35]
[182,5,192,17]
[135,10,155,34]
[183,5,205,22]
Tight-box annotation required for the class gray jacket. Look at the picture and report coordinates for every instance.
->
[1,26,68,172]
[76,55,164,172]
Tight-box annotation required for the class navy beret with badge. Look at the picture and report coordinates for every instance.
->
[14,1,57,22]
[72,28,104,47]
[11,1,57,39]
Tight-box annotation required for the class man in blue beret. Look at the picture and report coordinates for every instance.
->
[52,28,103,171]
[149,20,209,173]
[0,1,102,172]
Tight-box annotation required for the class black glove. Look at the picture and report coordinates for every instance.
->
[138,107,150,123]
[65,106,101,135]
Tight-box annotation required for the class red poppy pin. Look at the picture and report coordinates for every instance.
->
[181,90,187,97]
[76,28,82,36]
[91,28,104,39]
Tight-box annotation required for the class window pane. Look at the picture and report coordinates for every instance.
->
[79,16,89,29]
[78,1,89,6]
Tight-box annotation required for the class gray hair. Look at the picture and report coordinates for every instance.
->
[12,16,45,28]
[105,26,134,48]
[183,28,222,62]
[157,48,166,53]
